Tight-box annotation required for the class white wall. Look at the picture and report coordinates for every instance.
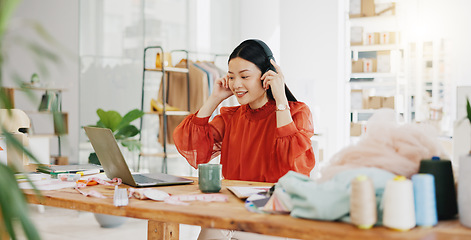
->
[237,0,281,60]
[189,0,240,65]
[3,0,79,163]
[444,0,471,120]
[279,0,347,161]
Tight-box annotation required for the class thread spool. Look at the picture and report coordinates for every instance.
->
[418,156,457,220]
[350,175,377,229]
[459,154,471,228]
[412,174,437,227]
[382,176,416,231]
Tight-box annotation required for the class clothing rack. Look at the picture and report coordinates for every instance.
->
[170,49,229,63]
[138,46,227,173]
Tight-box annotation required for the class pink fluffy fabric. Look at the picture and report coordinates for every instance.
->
[318,109,448,182]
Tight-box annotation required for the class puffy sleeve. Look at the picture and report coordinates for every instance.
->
[173,112,226,169]
[274,103,315,177]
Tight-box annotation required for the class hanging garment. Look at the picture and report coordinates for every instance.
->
[198,62,220,95]
[193,62,213,95]
[158,60,208,145]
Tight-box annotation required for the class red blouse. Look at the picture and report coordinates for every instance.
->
[173,99,315,183]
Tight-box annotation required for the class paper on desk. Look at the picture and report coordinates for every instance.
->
[164,193,228,205]
[227,186,272,199]
[18,179,76,190]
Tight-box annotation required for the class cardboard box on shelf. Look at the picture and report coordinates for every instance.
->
[361,0,376,17]
[382,96,395,109]
[351,27,363,45]
[377,51,391,73]
[363,58,377,72]
[429,106,443,120]
[359,88,372,109]
[376,2,396,16]
[379,32,396,44]
[364,32,380,45]
[351,89,364,109]
[349,0,361,18]
[352,59,364,73]
[350,122,362,136]
[52,156,69,165]
[368,96,382,109]
[350,0,375,18]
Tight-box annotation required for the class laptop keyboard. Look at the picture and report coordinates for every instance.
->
[132,174,164,183]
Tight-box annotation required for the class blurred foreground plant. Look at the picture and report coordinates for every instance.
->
[1,0,69,239]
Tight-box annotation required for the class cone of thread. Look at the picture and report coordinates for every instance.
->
[383,176,416,231]
[350,175,377,229]
[412,174,437,227]
[418,157,457,220]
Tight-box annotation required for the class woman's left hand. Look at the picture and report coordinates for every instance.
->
[261,59,287,103]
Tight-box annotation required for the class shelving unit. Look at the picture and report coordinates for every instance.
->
[139,46,190,173]
[406,39,451,134]
[347,0,406,140]
[3,86,68,164]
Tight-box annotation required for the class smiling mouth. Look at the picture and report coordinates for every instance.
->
[235,91,247,98]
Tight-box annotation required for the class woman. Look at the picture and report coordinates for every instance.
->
[174,39,315,183]
[174,39,315,239]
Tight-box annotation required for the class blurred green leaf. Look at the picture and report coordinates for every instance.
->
[467,97,471,124]
[0,157,41,240]
[115,125,140,139]
[27,19,75,60]
[116,109,144,131]
[53,111,67,135]
[10,74,41,106]
[0,88,14,109]
[1,1,68,239]
[88,152,100,165]
[120,139,141,153]
[96,109,122,132]
[87,109,144,153]
[0,0,20,37]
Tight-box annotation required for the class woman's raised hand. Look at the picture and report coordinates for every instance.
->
[261,59,287,103]
[197,74,233,118]
[211,74,233,102]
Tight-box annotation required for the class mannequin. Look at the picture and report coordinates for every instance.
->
[0,109,31,168]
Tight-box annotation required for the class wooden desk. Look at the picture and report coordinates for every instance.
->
[24,178,471,240]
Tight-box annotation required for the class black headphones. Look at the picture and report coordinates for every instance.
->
[246,39,297,101]
[250,39,277,73]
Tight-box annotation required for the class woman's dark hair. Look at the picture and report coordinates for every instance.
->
[228,39,298,102]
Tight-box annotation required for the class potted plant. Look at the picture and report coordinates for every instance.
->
[87,108,144,166]
[85,108,143,228]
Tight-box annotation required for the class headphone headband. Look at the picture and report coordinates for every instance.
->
[240,39,297,101]
[250,39,275,61]
[249,39,276,72]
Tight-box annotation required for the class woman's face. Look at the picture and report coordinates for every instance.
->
[228,57,268,109]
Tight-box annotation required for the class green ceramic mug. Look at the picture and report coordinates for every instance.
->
[198,164,222,193]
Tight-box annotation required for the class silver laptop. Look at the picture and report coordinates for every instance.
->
[84,126,193,187]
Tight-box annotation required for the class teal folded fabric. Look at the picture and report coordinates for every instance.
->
[277,167,395,223]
